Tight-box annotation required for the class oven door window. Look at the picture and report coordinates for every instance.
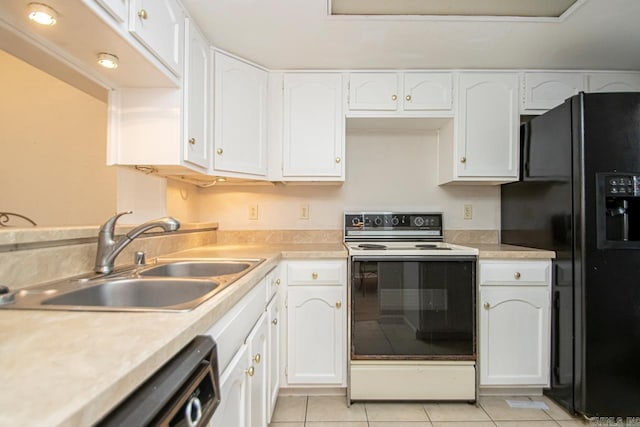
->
[351,258,476,359]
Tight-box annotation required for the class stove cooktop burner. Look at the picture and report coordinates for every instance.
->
[357,244,387,250]
[416,244,452,250]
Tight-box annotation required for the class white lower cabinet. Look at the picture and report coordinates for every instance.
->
[247,313,268,427]
[209,343,250,426]
[266,296,280,422]
[479,260,551,387]
[206,269,281,427]
[286,260,346,385]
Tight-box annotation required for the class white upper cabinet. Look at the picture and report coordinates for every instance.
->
[348,72,452,114]
[349,73,400,110]
[213,51,268,177]
[587,72,640,92]
[522,72,584,112]
[95,0,128,23]
[439,73,519,184]
[129,0,184,76]
[183,19,209,169]
[403,73,453,111]
[282,73,344,179]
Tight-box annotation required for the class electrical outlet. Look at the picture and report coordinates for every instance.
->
[300,204,310,220]
[248,204,259,220]
[463,204,473,220]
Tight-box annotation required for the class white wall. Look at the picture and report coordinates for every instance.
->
[197,127,500,230]
[0,50,116,226]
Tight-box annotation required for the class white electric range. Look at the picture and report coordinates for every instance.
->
[344,212,479,403]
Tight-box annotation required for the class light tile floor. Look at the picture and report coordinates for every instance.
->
[269,395,590,427]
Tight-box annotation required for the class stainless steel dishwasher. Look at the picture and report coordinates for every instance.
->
[98,336,220,426]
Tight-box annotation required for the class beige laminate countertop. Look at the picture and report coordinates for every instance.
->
[468,243,556,259]
[0,243,347,427]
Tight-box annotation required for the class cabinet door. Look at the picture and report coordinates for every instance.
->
[403,73,452,111]
[129,0,184,75]
[208,344,250,427]
[266,297,280,422]
[247,313,268,427]
[588,73,640,92]
[480,287,550,386]
[287,286,345,384]
[183,19,209,169]
[283,73,344,178]
[523,72,584,111]
[457,73,519,179]
[214,52,268,176]
[349,73,399,111]
[95,0,127,22]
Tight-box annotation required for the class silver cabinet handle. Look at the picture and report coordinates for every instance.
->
[406,94,412,101]
[138,9,148,19]
[514,272,521,279]
[484,302,490,310]
[188,138,196,145]
[391,94,397,101]
[272,318,278,325]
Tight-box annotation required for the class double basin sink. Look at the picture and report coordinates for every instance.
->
[0,259,264,312]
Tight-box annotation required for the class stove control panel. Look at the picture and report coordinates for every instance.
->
[345,212,444,240]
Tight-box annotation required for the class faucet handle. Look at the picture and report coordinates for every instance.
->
[100,211,133,234]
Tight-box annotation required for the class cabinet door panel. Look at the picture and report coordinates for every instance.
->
[129,0,183,75]
[457,73,518,178]
[267,298,280,422]
[349,73,399,111]
[523,73,584,111]
[283,73,344,177]
[247,313,268,427]
[183,19,209,168]
[208,344,250,427]
[214,52,268,176]
[480,287,550,386]
[588,73,640,92]
[403,73,452,110]
[287,286,344,384]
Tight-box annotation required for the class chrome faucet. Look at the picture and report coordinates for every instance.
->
[94,211,180,274]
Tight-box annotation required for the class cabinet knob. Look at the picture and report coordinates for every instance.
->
[188,137,196,145]
[253,353,261,364]
[216,148,223,155]
[391,94,397,101]
[335,157,341,164]
[484,302,490,310]
[137,9,148,20]
[514,272,521,279]
[272,318,278,325]
[460,157,467,163]
[245,366,255,377]
[275,278,281,285]
[312,272,318,280]
[406,95,412,101]
[336,301,342,309]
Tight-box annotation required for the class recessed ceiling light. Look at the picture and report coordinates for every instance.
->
[27,3,58,26]
[97,52,119,69]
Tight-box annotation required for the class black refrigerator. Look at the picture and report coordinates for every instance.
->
[501,92,640,417]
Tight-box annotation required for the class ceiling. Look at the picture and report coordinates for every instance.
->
[183,0,640,71]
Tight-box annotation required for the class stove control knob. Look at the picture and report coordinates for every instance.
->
[391,217,399,226]
[374,217,383,226]
[414,217,425,227]
[351,217,363,227]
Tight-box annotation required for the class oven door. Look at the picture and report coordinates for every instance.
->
[351,256,476,360]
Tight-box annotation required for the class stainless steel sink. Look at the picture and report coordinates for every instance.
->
[42,278,219,310]
[139,261,252,278]
[0,258,265,312]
